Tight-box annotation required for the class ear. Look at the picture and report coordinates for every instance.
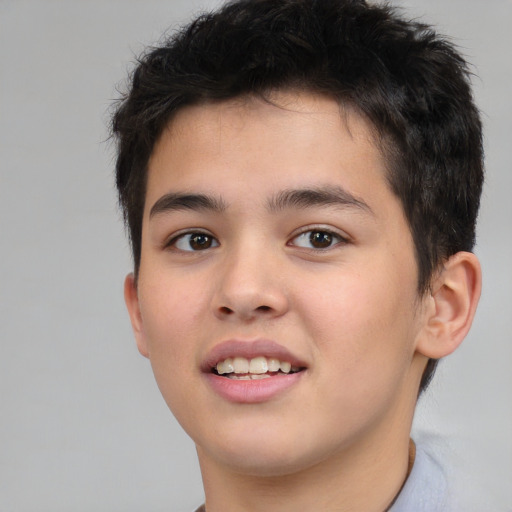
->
[416,251,482,359]
[124,273,149,358]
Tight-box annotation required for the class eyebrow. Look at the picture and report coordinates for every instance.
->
[149,185,373,219]
[149,192,227,218]
[267,186,373,215]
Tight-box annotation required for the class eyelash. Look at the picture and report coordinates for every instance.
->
[288,227,349,251]
[166,231,219,252]
[165,227,349,253]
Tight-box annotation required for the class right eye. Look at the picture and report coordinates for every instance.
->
[170,232,219,252]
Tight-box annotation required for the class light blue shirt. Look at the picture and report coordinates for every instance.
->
[390,443,450,511]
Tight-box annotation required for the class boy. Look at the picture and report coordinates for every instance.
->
[112,0,483,510]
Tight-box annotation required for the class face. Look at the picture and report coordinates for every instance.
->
[126,92,430,477]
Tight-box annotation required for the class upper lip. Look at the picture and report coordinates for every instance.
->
[202,339,307,372]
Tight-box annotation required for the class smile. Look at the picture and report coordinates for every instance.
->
[213,356,302,379]
[203,340,307,403]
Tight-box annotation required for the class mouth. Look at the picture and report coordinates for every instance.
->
[203,339,307,402]
[212,356,304,380]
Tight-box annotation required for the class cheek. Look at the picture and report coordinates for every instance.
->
[137,280,206,420]
[138,273,208,373]
[298,260,418,377]
[297,275,419,439]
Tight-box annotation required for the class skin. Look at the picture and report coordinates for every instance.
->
[125,91,481,511]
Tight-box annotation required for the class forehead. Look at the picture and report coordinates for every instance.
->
[146,92,389,204]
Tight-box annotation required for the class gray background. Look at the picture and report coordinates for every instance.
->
[1,0,510,510]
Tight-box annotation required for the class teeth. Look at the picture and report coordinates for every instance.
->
[216,357,234,375]
[227,374,272,380]
[280,361,291,374]
[249,356,268,374]
[215,356,300,376]
[268,358,280,372]
[233,357,249,373]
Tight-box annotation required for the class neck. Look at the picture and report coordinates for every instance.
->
[198,428,414,512]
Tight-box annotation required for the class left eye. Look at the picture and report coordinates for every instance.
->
[291,230,344,249]
[171,232,219,251]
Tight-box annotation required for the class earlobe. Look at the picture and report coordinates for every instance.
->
[124,273,150,358]
[416,252,482,359]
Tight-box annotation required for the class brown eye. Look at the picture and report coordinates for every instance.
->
[291,229,345,250]
[173,232,219,251]
[309,231,333,248]
[189,233,213,250]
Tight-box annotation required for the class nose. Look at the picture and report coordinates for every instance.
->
[212,245,289,322]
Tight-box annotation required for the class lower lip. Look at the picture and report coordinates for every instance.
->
[204,372,304,403]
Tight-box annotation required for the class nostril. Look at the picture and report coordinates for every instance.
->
[218,304,272,316]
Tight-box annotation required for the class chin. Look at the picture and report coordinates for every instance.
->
[212,448,321,478]
[195,423,336,478]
